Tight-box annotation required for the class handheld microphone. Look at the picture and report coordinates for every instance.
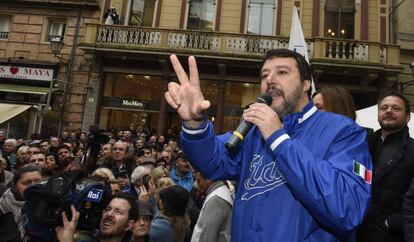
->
[225,93,273,151]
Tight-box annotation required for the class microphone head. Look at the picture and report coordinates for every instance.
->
[256,93,273,106]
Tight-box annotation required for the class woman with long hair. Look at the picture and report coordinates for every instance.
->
[149,185,191,242]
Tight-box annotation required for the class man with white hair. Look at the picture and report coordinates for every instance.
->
[16,145,30,169]
[126,166,152,200]
[2,139,17,170]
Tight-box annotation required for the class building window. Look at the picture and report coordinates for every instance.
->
[187,0,215,30]
[129,0,156,26]
[45,18,67,42]
[247,0,275,35]
[0,15,11,40]
[324,0,355,39]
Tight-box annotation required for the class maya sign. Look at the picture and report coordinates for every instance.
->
[0,65,54,81]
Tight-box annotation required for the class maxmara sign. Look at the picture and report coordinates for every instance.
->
[122,100,144,107]
[0,65,54,81]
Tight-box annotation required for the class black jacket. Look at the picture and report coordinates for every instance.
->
[357,126,414,242]
[403,177,414,241]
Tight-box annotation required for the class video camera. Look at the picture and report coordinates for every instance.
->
[22,170,112,240]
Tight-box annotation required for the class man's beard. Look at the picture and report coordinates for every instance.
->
[379,114,406,132]
[270,83,304,117]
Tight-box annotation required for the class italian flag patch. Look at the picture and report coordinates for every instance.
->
[353,160,372,184]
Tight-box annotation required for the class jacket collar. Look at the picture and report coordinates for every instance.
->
[282,101,318,133]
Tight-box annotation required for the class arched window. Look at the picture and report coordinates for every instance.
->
[247,0,275,35]
[187,0,215,30]
[324,0,355,39]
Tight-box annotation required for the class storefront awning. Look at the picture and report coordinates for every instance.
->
[0,103,31,124]
[0,83,52,95]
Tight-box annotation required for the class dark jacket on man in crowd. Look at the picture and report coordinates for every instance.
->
[357,126,414,242]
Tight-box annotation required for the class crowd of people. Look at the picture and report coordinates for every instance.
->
[0,125,234,242]
[1,48,414,242]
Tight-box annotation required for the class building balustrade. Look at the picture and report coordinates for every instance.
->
[0,31,9,40]
[83,24,400,66]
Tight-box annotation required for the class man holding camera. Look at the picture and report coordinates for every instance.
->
[56,192,139,242]
[104,7,119,25]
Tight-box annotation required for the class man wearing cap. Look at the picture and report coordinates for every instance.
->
[169,152,194,192]
[132,200,153,242]
[141,157,156,171]
[165,49,372,241]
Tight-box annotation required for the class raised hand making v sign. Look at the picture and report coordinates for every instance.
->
[165,55,211,128]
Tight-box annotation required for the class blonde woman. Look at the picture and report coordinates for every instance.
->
[91,167,116,182]
[151,166,170,189]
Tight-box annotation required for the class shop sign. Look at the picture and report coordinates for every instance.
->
[101,97,160,111]
[0,65,54,82]
[122,99,144,107]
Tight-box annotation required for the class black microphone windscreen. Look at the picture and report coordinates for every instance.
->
[256,93,272,106]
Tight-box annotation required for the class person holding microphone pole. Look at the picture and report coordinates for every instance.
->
[165,49,372,242]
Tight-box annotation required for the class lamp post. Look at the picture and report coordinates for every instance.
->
[49,10,81,136]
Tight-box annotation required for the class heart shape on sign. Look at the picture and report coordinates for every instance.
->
[10,67,19,75]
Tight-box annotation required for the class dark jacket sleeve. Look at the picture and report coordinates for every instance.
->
[403,178,414,241]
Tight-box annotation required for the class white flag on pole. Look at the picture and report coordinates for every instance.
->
[288,6,316,95]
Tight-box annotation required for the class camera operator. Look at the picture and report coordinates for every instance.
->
[0,164,42,238]
[55,192,139,242]
[104,7,119,25]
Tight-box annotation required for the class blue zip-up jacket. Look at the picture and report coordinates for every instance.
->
[180,102,372,242]
[169,168,194,192]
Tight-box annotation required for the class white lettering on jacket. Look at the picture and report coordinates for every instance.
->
[241,155,286,201]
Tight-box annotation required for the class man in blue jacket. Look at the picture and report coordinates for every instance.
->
[165,49,372,242]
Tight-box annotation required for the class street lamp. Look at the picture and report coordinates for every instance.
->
[49,35,68,62]
[48,34,73,135]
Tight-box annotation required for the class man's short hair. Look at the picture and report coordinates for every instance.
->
[113,140,128,153]
[13,164,41,185]
[378,91,411,115]
[40,139,49,144]
[57,144,71,152]
[260,49,312,97]
[111,192,139,220]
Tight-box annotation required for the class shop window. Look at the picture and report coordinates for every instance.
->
[222,82,261,132]
[45,18,67,42]
[0,15,11,40]
[129,0,156,26]
[247,0,275,35]
[187,0,215,30]
[324,0,355,39]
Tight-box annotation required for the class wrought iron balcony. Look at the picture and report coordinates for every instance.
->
[81,24,400,66]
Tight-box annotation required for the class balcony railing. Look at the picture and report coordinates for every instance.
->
[82,24,400,66]
[0,31,9,40]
